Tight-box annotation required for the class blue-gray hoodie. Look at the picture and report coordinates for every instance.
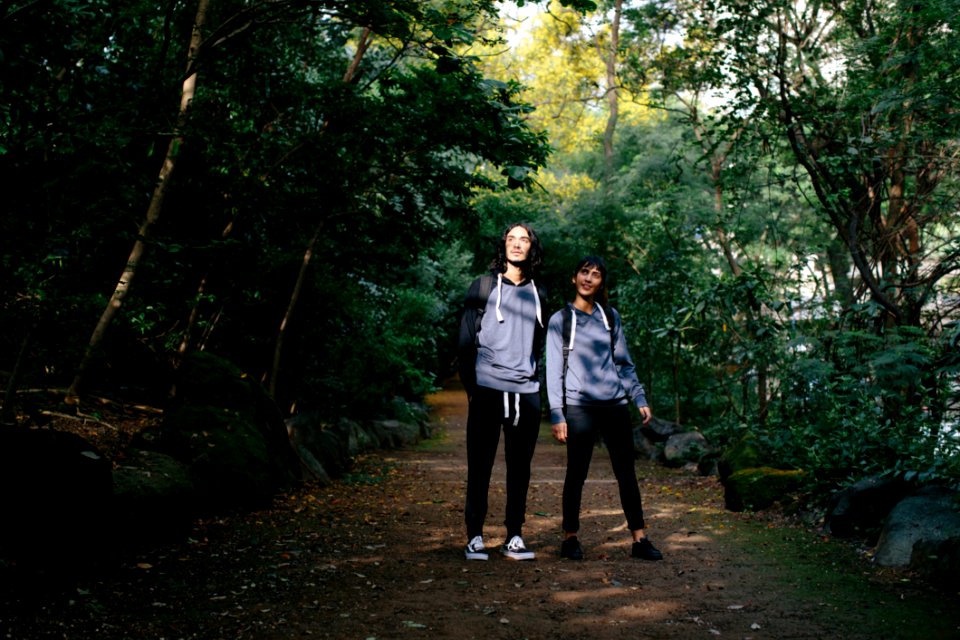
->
[458,273,546,395]
[546,303,648,425]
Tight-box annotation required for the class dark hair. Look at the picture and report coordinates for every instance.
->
[573,255,609,306]
[489,222,544,280]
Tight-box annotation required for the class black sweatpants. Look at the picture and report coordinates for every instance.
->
[464,385,541,540]
[562,403,646,534]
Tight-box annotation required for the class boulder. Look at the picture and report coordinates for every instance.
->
[286,413,353,482]
[112,448,196,543]
[822,475,914,542]
[724,467,807,512]
[663,431,712,468]
[332,417,379,457]
[141,352,300,509]
[910,536,960,589]
[873,486,960,567]
[640,416,682,443]
[284,413,424,484]
[632,425,661,461]
[368,419,421,448]
[0,427,113,584]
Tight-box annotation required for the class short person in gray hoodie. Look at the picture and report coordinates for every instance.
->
[458,223,547,561]
[546,256,663,561]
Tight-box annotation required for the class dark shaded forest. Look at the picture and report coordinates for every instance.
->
[2,0,960,566]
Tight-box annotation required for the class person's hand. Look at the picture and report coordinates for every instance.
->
[552,422,568,443]
[638,405,652,425]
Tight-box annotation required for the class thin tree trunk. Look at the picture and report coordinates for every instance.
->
[265,27,372,400]
[826,235,853,308]
[601,0,622,178]
[66,0,210,401]
[673,332,682,425]
[176,272,212,361]
[266,221,324,398]
[175,216,236,362]
[2,319,36,426]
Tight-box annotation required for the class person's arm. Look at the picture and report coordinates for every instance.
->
[457,278,483,398]
[611,309,652,424]
[546,309,570,442]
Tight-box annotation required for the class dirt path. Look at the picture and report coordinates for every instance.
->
[3,381,958,639]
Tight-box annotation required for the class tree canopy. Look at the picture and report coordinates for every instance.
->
[1,0,958,498]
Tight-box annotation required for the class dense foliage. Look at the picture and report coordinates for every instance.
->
[482,0,960,496]
[2,0,958,501]
[0,0,582,420]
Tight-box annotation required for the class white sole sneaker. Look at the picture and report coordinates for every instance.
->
[464,536,489,561]
[501,535,535,560]
[502,549,535,560]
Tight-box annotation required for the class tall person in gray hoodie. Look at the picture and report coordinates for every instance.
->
[458,223,547,561]
[545,256,664,562]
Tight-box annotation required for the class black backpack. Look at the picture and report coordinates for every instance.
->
[472,273,497,344]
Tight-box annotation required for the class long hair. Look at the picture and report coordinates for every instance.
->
[489,222,544,280]
[574,255,609,307]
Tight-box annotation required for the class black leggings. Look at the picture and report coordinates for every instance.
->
[464,385,541,539]
[562,404,646,534]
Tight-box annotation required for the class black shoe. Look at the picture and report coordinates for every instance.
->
[632,538,663,561]
[560,536,584,560]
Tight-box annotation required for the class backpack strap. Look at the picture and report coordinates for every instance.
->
[478,273,495,307]
[472,274,496,345]
[561,307,574,412]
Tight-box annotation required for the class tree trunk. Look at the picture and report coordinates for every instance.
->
[266,221,324,399]
[264,26,372,401]
[825,235,854,309]
[176,271,212,362]
[673,332,682,424]
[2,319,36,426]
[66,0,210,401]
[601,0,622,178]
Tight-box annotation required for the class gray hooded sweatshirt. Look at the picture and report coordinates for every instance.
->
[545,302,648,425]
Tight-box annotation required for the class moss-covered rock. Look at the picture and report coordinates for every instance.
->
[113,448,196,543]
[142,352,299,509]
[718,432,767,482]
[724,467,807,512]
[160,404,279,506]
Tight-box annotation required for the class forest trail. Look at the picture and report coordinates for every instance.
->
[3,379,959,639]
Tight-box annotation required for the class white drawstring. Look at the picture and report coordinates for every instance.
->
[530,279,543,327]
[495,274,543,327]
[502,392,521,426]
[596,303,611,330]
[567,304,610,352]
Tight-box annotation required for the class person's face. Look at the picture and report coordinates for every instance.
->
[505,226,532,264]
[573,264,604,299]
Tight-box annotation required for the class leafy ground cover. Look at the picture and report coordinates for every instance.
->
[2,382,958,639]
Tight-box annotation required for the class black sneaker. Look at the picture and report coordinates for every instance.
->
[464,535,489,561]
[560,536,584,560]
[632,537,663,561]
[501,535,535,560]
